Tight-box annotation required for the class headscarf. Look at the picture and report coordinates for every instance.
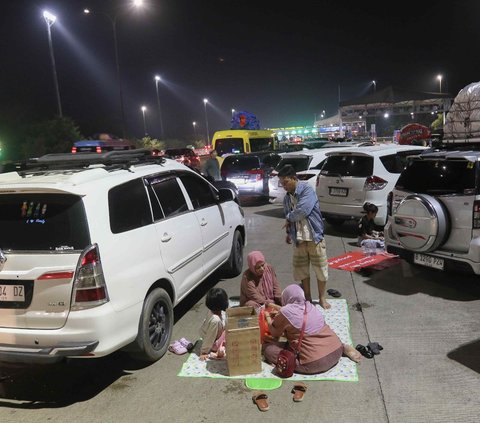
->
[280,284,325,335]
[247,251,274,301]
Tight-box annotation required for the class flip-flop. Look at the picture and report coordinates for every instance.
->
[356,344,374,359]
[252,391,269,412]
[291,382,307,402]
[168,340,188,355]
[368,342,383,355]
[327,289,342,298]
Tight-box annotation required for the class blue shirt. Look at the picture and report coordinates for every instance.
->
[283,181,325,245]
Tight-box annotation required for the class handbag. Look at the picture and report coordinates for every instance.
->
[275,305,308,378]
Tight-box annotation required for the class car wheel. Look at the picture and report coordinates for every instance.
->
[221,230,244,277]
[391,194,450,252]
[325,217,345,226]
[130,288,173,362]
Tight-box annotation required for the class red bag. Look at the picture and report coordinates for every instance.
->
[275,347,297,378]
[274,305,308,378]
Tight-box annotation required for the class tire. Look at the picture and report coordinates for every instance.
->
[130,288,173,362]
[325,217,345,226]
[221,230,244,277]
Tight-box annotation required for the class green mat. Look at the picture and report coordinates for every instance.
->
[178,299,358,382]
[245,378,282,390]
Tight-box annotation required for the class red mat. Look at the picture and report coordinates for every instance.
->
[328,250,400,272]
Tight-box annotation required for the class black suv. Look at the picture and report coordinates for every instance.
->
[220,153,281,203]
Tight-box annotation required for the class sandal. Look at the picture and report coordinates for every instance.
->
[168,340,188,355]
[327,289,342,298]
[292,382,307,402]
[178,337,194,352]
[252,391,269,412]
[356,344,374,359]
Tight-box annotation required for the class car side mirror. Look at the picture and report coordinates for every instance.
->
[218,188,235,202]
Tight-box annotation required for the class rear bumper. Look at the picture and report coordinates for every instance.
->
[0,341,99,364]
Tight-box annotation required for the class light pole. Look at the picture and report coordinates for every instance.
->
[84,1,144,138]
[43,11,63,117]
[437,74,443,93]
[154,75,165,139]
[203,98,210,146]
[141,105,148,137]
[192,121,197,139]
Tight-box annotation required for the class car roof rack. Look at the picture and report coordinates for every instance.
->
[20,149,165,172]
[431,138,480,151]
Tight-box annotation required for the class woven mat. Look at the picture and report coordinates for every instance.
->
[177,299,358,382]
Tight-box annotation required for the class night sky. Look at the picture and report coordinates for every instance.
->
[1,0,479,141]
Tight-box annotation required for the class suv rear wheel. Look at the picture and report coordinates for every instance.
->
[130,288,173,362]
[392,194,450,252]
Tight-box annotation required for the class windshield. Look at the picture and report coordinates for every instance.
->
[250,138,274,152]
[215,138,244,155]
[396,159,478,194]
[0,193,90,251]
[221,156,260,172]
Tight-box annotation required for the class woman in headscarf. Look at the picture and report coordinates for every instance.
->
[239,251,282,309]
[264,284,361,374]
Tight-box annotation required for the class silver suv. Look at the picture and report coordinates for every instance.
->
[385,148,480,274]
[0,150,246,363]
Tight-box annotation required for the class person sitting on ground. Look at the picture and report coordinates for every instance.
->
[357,202,385,250]
[240,251,282,310]
[263,284,361,374]
[199,287,229,361]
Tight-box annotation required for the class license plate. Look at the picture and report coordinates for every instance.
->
[0,284,25,302]
[329,187,348,197]
[414,253,444,270]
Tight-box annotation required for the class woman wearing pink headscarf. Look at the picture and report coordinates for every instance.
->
[239,251,282,309]
[264,284,361,374]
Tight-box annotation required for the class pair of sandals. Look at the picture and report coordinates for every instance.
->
[252,383,307,412]
[168,337,194,355]
[356,342,383,359]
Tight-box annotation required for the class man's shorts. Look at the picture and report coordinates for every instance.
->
[292,239,328,281]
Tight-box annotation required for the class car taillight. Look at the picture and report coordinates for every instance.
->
[387,191,393,216]
[364,175,387,191]
[71,147,77,154]
[473,201,480,229]
[96,146,102,153]
[72,244,109,310]
[248,169,264,181]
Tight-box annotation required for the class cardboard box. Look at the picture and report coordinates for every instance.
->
[225,306,262,376]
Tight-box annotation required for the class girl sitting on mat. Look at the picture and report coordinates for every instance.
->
[239,251,282,310]
[263,284,361,374]
[199,287,229,361]
[357,202,385,251]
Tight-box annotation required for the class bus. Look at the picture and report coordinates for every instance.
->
[211,129,277,156]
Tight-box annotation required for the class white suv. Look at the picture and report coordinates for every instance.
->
[316,144,426,226]
[0,150,245,363]
[385,148,480,274]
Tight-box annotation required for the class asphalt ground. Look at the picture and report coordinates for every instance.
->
[0,201,479,423]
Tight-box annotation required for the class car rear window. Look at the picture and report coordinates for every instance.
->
[250,138,274,152]
[320,155,373,177]
[0,193,90,251]
[275,157,312,172]
[215,138,244,155]
[221,156,260,172]
[396,159,478,194]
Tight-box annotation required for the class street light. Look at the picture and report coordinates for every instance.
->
[372,80,376,93]
[154,75,164,138]
[203,98,210,146]
[141,105,148,137]
[43,10,63,117]
[231,108,235,117]
[84,1,144,137]
[437,74,443,93]
[192,121,197,139]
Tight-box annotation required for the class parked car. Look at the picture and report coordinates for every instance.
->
[269,141,375,203]
[163,148,201,168]
[316,144,427,226]
[220,152,281,203]
[385,148,480,274]
[0,149,246,364]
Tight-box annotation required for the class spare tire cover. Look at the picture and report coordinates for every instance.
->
[392,194,449,252]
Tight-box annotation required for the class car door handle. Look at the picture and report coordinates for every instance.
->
[161,233,172,242]
[200,219,208,226]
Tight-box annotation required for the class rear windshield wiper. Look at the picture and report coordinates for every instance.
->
[320,171,344,181]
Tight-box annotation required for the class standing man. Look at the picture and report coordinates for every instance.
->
[203,149,221,181]
[277,164,330,309]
